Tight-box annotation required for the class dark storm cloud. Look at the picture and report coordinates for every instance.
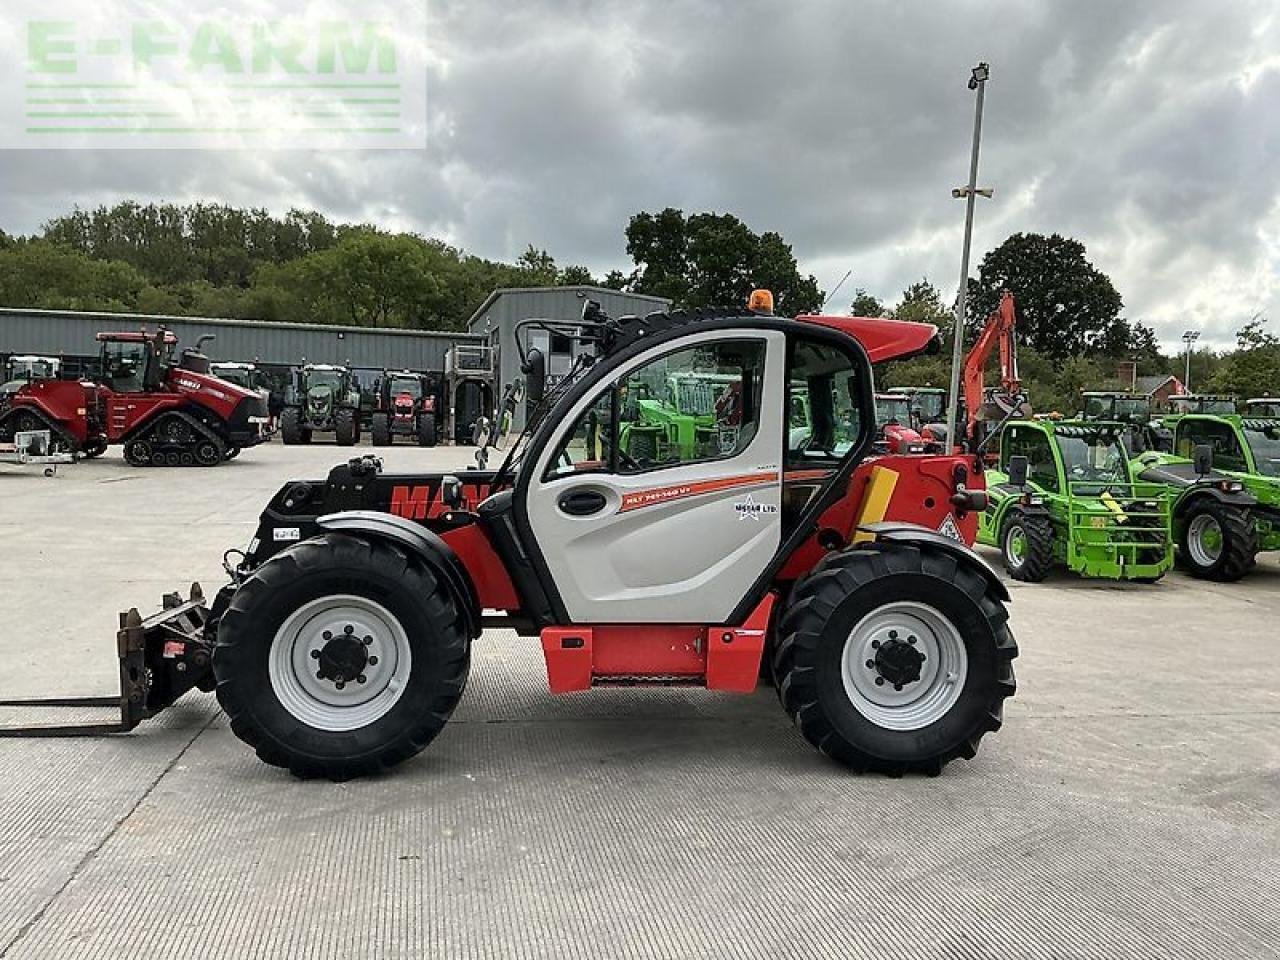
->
[1,0,1277,348]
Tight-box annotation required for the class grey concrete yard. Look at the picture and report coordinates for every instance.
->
[1,442,1277,959]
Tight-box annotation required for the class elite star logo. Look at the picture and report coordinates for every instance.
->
[734,493,779,521]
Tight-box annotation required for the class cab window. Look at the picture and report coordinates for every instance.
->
[1178,420,1247,472]
[102,341,148,392]
[1004,427,1058,493]
[786,338,867,464]
[546,339,766,478]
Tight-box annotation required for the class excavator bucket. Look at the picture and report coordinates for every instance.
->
[0,584,214,737]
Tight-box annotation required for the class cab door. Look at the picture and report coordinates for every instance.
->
[522,329,785,624]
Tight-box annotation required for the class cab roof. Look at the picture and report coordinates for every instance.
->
[96,330,179,344]
[796,314,940,364]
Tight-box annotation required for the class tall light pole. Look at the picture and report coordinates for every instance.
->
[945,62,994,451]
[1182,330,1200,392]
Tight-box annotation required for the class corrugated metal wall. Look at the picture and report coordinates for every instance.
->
[0,308,483,371]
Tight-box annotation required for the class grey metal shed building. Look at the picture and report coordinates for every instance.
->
[0,307,483,372]
[466,286,671,428]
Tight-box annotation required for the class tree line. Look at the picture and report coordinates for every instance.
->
[0,202,1273,404]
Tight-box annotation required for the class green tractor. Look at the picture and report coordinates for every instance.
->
[280,363,363,446]
[1129,413,1280,580]
[1243,398,1280,418]
[618,370,743,466]
[887,385,948,434]
[1165,394,1238,415]
[977,419,1174,582]
[1080,390,1153,452]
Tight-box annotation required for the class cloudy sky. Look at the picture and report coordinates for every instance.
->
[1,0,1278,350]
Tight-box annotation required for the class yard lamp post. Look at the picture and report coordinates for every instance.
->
[945,62,994,451]
[1182,330,1200,392]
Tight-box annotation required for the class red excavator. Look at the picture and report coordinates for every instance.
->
[962,291,1030,455]
[0,329,269,466]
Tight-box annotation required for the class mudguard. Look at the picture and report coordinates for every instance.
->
[316,510,482,638]
[858,520,1010,601]
[1172,485,1256,518]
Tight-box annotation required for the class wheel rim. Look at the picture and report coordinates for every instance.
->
[1187,514,1223,566]
[1005,523,1027,570]
[268,594,412,732]
[841,601,968,731]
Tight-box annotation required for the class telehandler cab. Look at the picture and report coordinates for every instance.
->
[2,300,1016,781]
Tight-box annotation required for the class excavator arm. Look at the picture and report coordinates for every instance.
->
[962,291,1022,440]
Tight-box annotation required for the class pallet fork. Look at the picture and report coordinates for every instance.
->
[0,584,213,737]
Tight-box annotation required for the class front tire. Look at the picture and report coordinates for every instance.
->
[417,412,437,447]
[214,533,471,779]
[371,412,392,447]
[1000,509,1054,582]
[1177,500,1257,581]
[334,408,358,446]
[775,542,1017,775]
[280,408,303,445]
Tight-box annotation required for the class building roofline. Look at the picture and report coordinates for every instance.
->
[465,285,671,330]
[0,306,482,342]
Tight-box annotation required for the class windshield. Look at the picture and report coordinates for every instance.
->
[215,368,250,387]
[389,376,420,395]
[1244,424,1280,477]
[914,392,945,420]
[10,360,56,381]
[875,397,910,426]
[307,370,345,391]
[1056,433,1127,484]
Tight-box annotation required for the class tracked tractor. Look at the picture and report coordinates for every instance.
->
[978,419,1173,582]
[281,364,363,446]
[3,298,1015,781]
[1130,413,1280,579]
[0,330,268,465]
[371,371,438,447]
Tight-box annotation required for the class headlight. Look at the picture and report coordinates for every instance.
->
[1219,480,1244,493]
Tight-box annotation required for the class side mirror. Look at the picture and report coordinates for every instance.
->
[440,475,463,508]
[522,347,546,405]
[1007,455,1029,487]
[1193,443,1213,476]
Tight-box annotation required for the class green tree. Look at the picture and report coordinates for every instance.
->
[967,233,1126,362]
[1207,315,1280,399]
[849,288,886,318]
[0,241,146,312]
[625,208,822,314]
[557,264,596,285]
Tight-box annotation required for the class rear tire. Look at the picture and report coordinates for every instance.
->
[774,542,1017,775]
[214,533,471,780]
[1000,509,1053,582]
[334,408,358,446]
[371,412,392,447]
[280,408,303,445]
[417,412,437,447]
[1177,500,1257,582]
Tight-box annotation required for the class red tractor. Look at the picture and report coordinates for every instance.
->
[370,370,439,447]
[0,329,269,466]
[874,392,935,455]
[6,301,1016,780]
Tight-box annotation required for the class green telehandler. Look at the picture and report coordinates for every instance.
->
[1128,413,1280,580]
[977,419,1174,582]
